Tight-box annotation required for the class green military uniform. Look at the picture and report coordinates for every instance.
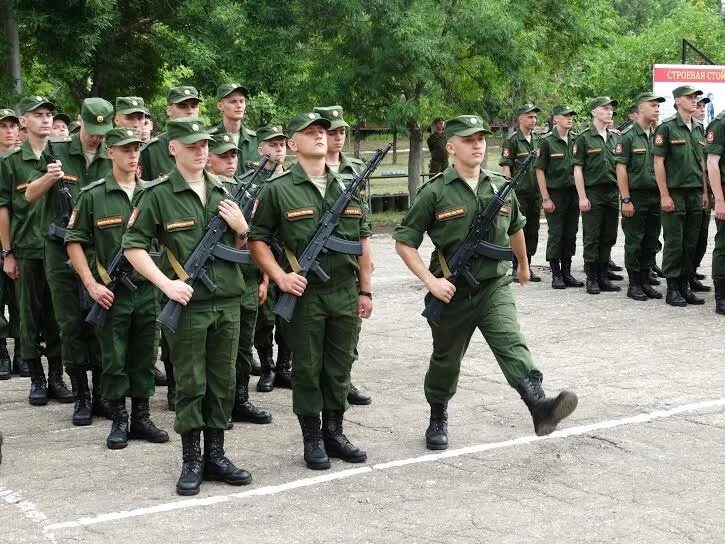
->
[427,130,448,174]
[704,110,725,314]
[693,115,712,283]
[208,83,259,176]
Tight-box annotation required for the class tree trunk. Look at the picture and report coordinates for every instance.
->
[2,0,22,95]
[392,130,398,165]
[407,118,423,200]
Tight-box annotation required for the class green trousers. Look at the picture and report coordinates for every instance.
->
[254,283,290,353]
[517,192,542,257]
[621,189,661,271]
[661,189,702,279]
[166,299,240,434]
[712,218,724,282]
[424,275,541,405]
[15,257,61,360]
[44,239,101,371]
[284,281,360,416]
[237,269,260,383]
[97,282,158,401]
[0,270,19,339]
[695,208,711,270]
[582,185,619,264]
[544,188,580,261]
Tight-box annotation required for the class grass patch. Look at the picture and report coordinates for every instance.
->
[371,210,406,230]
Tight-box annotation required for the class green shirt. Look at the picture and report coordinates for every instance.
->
[64,174,146,284]
[122,168,245,304]
[572,124,618,188]
[209,122,259,176]
[500,128,539,195]
[249,161,371,289]
[613,122,657,191]
[705,111,725,185]
[651,113,704,189]
[0,140,45,258]
[534,127,574,191]
[393,166,526,283]
[139,132,174,181]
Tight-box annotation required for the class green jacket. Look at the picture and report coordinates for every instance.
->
[249,161,371,289]
[651,113,704,190]
[705,111,725,185]
[613,122,657,191]
[139,132,174,181]
[499,128,539,195]
[209,122,259,176]
[122,168,245,304]
[572,124,618,188]
[534,127,574,191]
[393,166,526,283]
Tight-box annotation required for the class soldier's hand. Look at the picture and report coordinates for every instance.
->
[358,296,373,319]
[45,161,64,181]
[542,198,555,213]
[277,272,307,296]
[427,277,456,303]
[163,279,193,305]
[702,192,709,210]
[218,199,247,236]
[579,198,591,212]
[661,195,675,213]
[621,202,635,218]
[715,198,725,221]
[517,262,530,285]
[2,254,18,280]
[258,282,268,305]
[87,282,115,309]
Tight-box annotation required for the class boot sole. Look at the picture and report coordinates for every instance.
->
[305,460,331,470]
[0,374,10,380]
[176,486,201,496]
[29,398,48,406]
[326,451,367,463]
[128,433,170,443]
[107,442,128,450]
[203,473,253,485]
[231,415,273,424]
[535,392,578,437]
[426,442,449,451]
[47,393,75,404]
[347,397,372,406]
[256,386,274,393]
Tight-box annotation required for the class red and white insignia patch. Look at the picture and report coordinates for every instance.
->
[655,134,664,145]
[536,148,541,157]
[614,143,623,154]
[127,207,140,228]
[572,144,577,155]
[707,131,715,143]
[502,147,510,158]
[67,208,78,229]
[251,198,260,218]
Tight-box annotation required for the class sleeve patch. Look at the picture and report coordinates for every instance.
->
[502,147,510,158]
[707,131,715,143]
[614,143,623,155]
[67,208,78,229]
[127,207,140,228]
[654,134,665,145]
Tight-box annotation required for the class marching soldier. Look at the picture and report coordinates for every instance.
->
[427,118,448,174]
[209,83,259,175]
[65,128,169,449]
[393,115,577,450]
[249,111,372,470]
[705,108,725,315]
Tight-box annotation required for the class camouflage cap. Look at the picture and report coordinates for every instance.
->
[515,103,540,117]
[634,93,666,106]
[587,96,619,111]
[116,96,149,116]
[287,112,331,135]
[552,105,576,116]
[0,108,19,123]
[257,124,288,142]
[166,117,213,144]
[53,112,71,125]
[209,132,238,155]
[672,85,703,99]
[104,128,144,148]
[81,97,114,136]
[313,106,349,130]
[17,95,55,115]
[167,86,201,105]
[443,115,492,140]
[216,83,249,101]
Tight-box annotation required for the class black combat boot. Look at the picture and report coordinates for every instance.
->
[69,367,92,426]
[249,356,262,377]
[177,430,203,496]
[27,359,48,406]
[688,274,711,292]
[163,359,176,412]
[425,403,448,450]
[129,398,169,443]
[298,414,330,470]
[679,275,704,305]
[11,338,24,375]
[46,359,73,403]
[626,269,647,301]
[106,399,129,450]
[561,259,584,287]
[511,255,519,282]
[695,271,706,280]
[714,281,725,316]
[665,278,687,307]
[91,370,112,419]
[652,263,664,277]
[516,377,578,436]
[274,346,292,389]
[648,270,661,286]
[550,260,566,290]
[598,262,621,292]
[608,259,623,272]
[153,366,167,386]
[202,428,252,485]
[322,411,367,463]
[527,256,541,282]
[585,263,600,295]
[0,339,11,380]
[347,383,372,405]
[640,270,662,299]
[255,347,275,392]
[231,379,272,424]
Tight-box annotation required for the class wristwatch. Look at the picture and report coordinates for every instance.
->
[1,249,13,258]
[358,290,373,299]
[620,197,632,204]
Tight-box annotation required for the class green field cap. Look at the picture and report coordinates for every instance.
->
[257,125,288,141]
[17,95,55,115]
[314,106,349,130]
[287,112,331,134]
[210,132,238,155]
[672,85,703,98]
[167,86,201,105]
[81,97,114,135]
[443,115,492,139]
[166,117,213,144]
[216,83,249,100]
[105,128,144,148]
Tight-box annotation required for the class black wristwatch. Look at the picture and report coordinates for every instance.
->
[358,290,373,299]
[620,197,632,204]
[1,249,13,258]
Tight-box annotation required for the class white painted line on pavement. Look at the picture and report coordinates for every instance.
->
[0,486,58,543]
[44,397,725,533]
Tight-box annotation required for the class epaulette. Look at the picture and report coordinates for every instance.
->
[49,136,72,144]
[140,136,159,152]
[483,168,505,180]
[348,156,365,165]
[207,126,220,135]
[245,160,259,169]
[267,170,291,183]
[246,128,256,137]
[4,147,21,157]
[620,124,633,134]
[661,114,676,123]
[141,173,169,190]
[418,172,443,192]
[715,110,725,120]
[80,178,106,193]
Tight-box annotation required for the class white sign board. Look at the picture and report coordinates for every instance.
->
[653,64,725,125]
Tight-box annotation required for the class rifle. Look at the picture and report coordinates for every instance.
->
[240,161,277,221]
[274,143,392,322]
[44,141,74,240]
[157,155,270,331]
[421,150,537,326]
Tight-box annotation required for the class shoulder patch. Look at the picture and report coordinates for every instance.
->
[246,128,257,137]
[267,170,292,184]
[207,126,220,135]
[621,125,633,134]
[140,137,159,152]
[49,136,72,143]
[418,172,443,192]
[141,174,169,190]
[80,178,106,193]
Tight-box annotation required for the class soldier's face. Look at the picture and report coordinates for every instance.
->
[21,107,53,138]
[259,137,287,164]
[167,100,201,119]
[0,119,19,148]
[695,102,706,121]
[446,132,486,167]
[592,105,613,124]
[51,119,69,138]
[79,126,104,150]
[518,112,537,131]
[207,149,238,177]
[217,92,246,121]
[326,127,346,154]
[289,124,327,158]
[140,117,153,141]
[555,113,574,129]
[115,112,144,131]
[170,139,209,172]
[675,94,698,115]
[434,120,445,132]
[108,142,141,175]
[638,100,660,124]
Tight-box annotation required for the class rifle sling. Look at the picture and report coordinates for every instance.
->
[96,261,113,286]
[437,252,452,279]
[166,250,190,282]
[284,245,302,274]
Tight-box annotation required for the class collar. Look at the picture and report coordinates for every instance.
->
[69,133,108,161]
[587,123,608,139]
[553,126,569,142]
[514,128,533,142]
[443,166,490,185]
[20,139,40,161]
[290,160,337,186]
[106,174,140,194]
[168,168,224,193]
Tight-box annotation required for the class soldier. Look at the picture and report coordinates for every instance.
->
[124,117,252,496]
[427,118,448,174]
[65,128,169,449]
[249,111,372,470]
[51,113,71,138]
[25,97,114,425]
[614,93,666,302]
[653,86,708,307]
[209,83,259,175]
[573,96,622,294]
[535,105,583,290]
[691,95,713,292]
[139,113,153,142]
[0,96,66,407]
[206,132,272,424]
[393,115,577,450]
[705,108,725,315]
[251,126,293,393]
[314,105,372,406]
[501,104,542,282]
